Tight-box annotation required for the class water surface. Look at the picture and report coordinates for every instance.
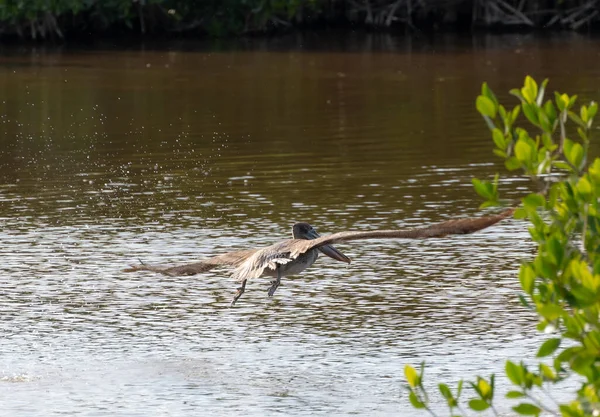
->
[1,33,599,416]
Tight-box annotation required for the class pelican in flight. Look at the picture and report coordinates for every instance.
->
[124,208,515,306]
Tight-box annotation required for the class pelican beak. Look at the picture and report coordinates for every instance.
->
[305,229,351,264]
[318,244,351,264]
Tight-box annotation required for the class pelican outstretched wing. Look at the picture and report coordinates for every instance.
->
[123,249,258,277]
[287,207,516,259]
[230,242,296,282]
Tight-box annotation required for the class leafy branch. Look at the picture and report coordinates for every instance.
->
[405,76,600,417]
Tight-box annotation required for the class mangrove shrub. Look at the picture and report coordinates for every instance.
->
[405,77,600,416]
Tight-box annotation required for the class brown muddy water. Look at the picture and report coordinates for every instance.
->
[1,33,599,416]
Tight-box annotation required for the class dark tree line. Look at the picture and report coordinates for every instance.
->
[1,0,598,40]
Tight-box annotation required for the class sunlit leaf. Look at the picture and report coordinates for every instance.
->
[506,390,525,398]
[476,95,497,118]
[515,140,533,163]
[522,76,538,104]
[539,364,556,381]
[404,365,419,388]
[576,177,592,198]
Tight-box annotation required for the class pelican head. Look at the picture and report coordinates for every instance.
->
[292,222,351,264]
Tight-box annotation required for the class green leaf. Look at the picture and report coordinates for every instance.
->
[510,88,525,102]
[589,101,598,119]
[492,128,505,149]
[538,304,563,321]
[479,201,500,209]
[505,157,521,171]
[523,193,545,208]
[513,403,541,415]
[477,378,492,399]
[556,346,581,363]
[576,177,592,198]
[518,293,530,308]
[566,142,584,169]
[438,383,452,400]
[521,76,538,104]
[476,95,497,118]
[511,105,521,124]
[408,390,426,409]
[569,95,578,109]
[481,82,498,106]
[536,338,561,357]
[536,78,549,106]
[543,100,557,124]
[506,390,525,398]
[519,265,535,294]
[468,399,490,411]
[553,161,573,171]
[522,103,539,125]
[506,360,523,386]
[581,105,589,124]
[559,404,584,417]
[493,149,507,158]
[472,178,495,200]
[515,140,533,163]
[555,91,566,112]
[538,110,552,132]
[547,237,563,266]
[571,354,595,375]
[499,104,507,120]
[539,363,556,381]
[568,111,586,129]
[404,365,419,388]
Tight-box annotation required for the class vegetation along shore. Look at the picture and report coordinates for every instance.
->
[2,0,600,41]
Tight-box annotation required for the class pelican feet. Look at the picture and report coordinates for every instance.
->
[267,278,281,297]
[230,279,247,307]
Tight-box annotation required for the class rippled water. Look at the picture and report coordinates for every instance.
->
[1,33,599,415]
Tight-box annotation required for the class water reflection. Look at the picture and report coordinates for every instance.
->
[1,33,596,415]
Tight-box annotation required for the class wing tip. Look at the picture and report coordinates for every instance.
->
[122,265,141,273]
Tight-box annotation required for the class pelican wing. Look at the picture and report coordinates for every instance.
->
[230,241,295,282]
[288,208,516,259]
[123,249,258,277]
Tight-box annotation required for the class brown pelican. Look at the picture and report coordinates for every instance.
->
[124,208,515,306]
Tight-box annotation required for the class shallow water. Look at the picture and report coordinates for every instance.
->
[1,33,598,415]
